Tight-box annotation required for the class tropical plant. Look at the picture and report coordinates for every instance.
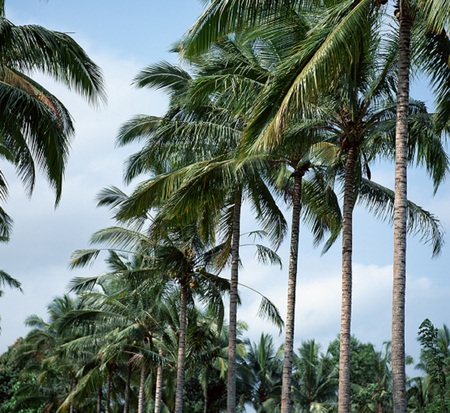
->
[70,217,232,413]
[238,333,283,412]
[0,1,105,316]
[391,1,449,410]
[0,3,105,207]
[106,40,289,413]
[181,4,449,412]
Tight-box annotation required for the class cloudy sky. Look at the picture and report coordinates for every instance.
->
[1,0,449,373]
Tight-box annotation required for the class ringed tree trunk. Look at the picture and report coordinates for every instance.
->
[227,190,242,413]
[174,281,188,413]
[392,1,412,412]
[338,144,357,413]
[281,170,304,413]
[97,387,102,413]
[123,356,132,413]
[105,366,113,413]
[138,364,148,413]
[154,348,164,413]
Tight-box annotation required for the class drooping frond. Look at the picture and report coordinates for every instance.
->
[132,61,192,95]
[0,269,22,291]
[0,79,74,203]
[2,19,106,105]
[358,179,444,257]
[246,0,373,146]
[181,0,299,57]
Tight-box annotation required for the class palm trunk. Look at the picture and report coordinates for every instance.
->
[69,377,76,413]
[281,171,303,413]
[392,2,412,412]
[174,282,188,413]
[338,145,357,413]
[138,364,147,413]
[97,387,102,413]
[203,366,210,413]
[154,348,164,413]
[105,368,112,413]
[227,190,242,413]
[123,358,132,413]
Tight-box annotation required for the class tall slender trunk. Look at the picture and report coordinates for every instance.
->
[138,364,147,413]
[97,387,102,413]
[174,282,188,413]
[227,190,242,413]
[203,367,210,413]
[123,357,132,413]
[281,171,303,413]
[392,2,412,412]
[338,145,357,413]
[105,367,112,413]
[154,348,164,413]
[69,377,76,413]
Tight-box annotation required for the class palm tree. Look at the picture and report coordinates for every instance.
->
[391,1,450,409]
[292,339,337,412]
[238,333,283,412]
[181,5,376,412]
[182,5,449,413]
[62,262,180,413]
[9,294,84,412]
[0,269,21,297]
[108,42,288,413]
[0,2,105,232]
[71,219,231,413]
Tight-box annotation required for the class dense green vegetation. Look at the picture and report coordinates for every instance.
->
[0,0,449,412]
[1,287,450,413]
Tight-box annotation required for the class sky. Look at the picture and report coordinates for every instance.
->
[1,0,449,378]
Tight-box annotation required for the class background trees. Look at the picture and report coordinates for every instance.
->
[0,0,450,410]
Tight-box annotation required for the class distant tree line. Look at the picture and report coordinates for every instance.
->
[0,280,449,413]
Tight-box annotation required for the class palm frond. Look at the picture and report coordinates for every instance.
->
[358,179,444,257]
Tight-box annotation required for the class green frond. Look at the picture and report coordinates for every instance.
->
[67,276,102,293]
[0,205,12,242]
[413,16,450,132]
[358,179,444,257]
[89,226,152,252]
[0,269,22,291]
[0,80,73,204]
[253,244,283,268]
[69,249,102,269]
[132,61,192,94]
[4,21,106,105]
[181,0,298,57]
[96,186,129,210]
[301,173,342,252]
[116,114,163,147]
[247,0,373,145]
[419,0,450,34]
[239,282,284,333]
[407,111,449,193]
[256,296,284,334]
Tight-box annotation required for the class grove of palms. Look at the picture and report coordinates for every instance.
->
[0,1,449,413]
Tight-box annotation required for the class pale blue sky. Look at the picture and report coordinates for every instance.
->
[1,0,449,379]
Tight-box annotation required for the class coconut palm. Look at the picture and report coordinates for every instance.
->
[238,333,283,412]
[391,2,449,410]
[70,217,232,413]
[61,261,181,413]
[0,2,105,300]
[181,5,376,411]
[171,33,343,413]
[106,40,290,413]
[182,4,449,412]
[292,339,337,412]
[8,295,84,412]
[0,3,105,205]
